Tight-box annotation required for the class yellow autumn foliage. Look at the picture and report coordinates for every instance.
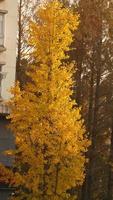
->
[1,1,90,200]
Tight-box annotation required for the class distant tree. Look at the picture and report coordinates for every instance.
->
[71,0,113,199]
[16,0,38,87]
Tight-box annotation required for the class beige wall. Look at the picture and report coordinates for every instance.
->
[0,0,17,100]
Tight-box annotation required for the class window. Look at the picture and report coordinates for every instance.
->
[0,13,4,46]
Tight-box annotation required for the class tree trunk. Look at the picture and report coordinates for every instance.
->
[107,115,113,200]
[81,38,102,200]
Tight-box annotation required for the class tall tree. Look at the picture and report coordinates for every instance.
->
[0,1,89,200]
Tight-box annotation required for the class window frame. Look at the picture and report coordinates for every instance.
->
[0,10,8,48]
[0,13,4,46]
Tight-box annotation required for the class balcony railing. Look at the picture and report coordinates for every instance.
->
[0,102,10,114]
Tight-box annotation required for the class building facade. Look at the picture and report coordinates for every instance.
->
[0,0,17,199]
